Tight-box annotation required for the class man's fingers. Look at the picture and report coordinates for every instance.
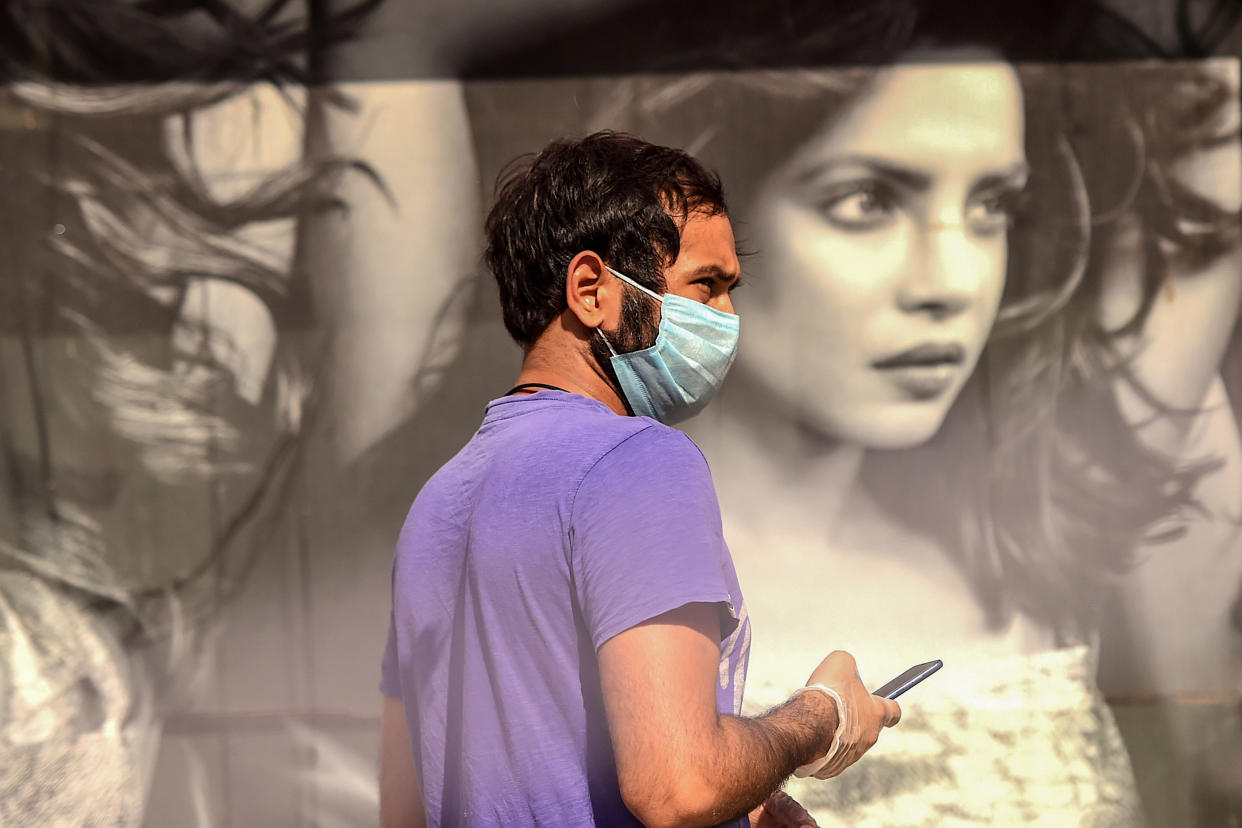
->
[765,791,820,827]
[879,696,902,727]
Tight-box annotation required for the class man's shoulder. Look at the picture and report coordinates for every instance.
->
[577,418,713,496]
[482,396,712,492]
[602,418,706,463]
[486,393,702,459]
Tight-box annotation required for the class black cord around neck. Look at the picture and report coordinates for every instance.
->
[504,382,569,396]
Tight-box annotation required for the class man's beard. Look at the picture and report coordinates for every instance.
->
[589,285,661,409]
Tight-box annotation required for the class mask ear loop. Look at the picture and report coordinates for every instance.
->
[597,264,652,356]
[605,265,664,303]
[596,328,620,357]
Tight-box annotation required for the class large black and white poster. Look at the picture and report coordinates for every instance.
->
[1,1,1240,825]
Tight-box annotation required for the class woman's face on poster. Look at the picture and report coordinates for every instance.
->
[741,63,1027,449]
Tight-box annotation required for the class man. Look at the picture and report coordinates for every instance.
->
[379,131,901,828]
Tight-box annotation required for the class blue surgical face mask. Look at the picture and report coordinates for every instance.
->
[597,266,740,425]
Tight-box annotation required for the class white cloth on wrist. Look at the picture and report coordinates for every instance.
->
[790,683,847,778]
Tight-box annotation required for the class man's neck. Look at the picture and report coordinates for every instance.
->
[512,328,628,416]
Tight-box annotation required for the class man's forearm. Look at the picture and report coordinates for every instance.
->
[380,695,426,828]
[622,690,838,828]
[713,690,838,819]
[600,605,867,828]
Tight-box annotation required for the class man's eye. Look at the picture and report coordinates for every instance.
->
[816,181,899,231]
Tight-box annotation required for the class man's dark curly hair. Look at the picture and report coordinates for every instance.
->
[483,130,727,347]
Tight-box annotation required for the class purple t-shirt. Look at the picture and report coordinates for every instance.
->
[380,390,750,827]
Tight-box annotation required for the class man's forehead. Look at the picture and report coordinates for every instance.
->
[672,212,741,277]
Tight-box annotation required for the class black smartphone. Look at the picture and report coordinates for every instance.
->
[872,659,943,699]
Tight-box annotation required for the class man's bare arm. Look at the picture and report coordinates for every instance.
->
[380,694,426,828]
[598,602,900,828]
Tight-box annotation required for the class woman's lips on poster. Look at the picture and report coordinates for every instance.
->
[871,342,967,399]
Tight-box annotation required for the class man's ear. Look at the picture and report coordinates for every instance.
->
[565,250,613,329]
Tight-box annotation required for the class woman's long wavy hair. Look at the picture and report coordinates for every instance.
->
[0,0,377,684]
[958,59,1242,637]
[583,0,1242,638]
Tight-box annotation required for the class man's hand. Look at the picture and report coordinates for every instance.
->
[749,790,819,828]
[598,605,897,826]
[802,651,902,779]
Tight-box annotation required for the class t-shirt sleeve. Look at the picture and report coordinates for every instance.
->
[379,605,401,698]
[570,425,737,651]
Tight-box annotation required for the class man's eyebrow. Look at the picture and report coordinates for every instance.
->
[686,264,741,283]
